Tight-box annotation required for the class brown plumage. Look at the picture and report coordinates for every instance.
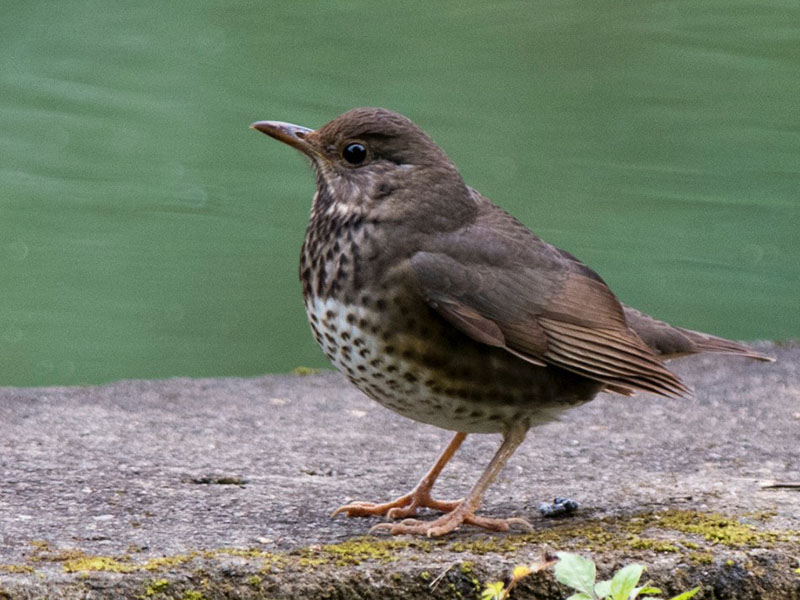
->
[252,107,772,536]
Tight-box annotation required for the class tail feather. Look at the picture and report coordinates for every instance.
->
[676,327,774,362]
[622,304,774,362]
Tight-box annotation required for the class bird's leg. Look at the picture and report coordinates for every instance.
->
[371,423,532,537]
[332,432,466,520]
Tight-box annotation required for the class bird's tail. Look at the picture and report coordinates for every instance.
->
[674,327,773,362]
[621,304,774,362]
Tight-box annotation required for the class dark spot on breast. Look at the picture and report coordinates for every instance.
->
[384,345,395,354]
[386,365,398,373]
[376,298,387,311]
[353,338,364,348]
[346,313,356,324]
[360,294,371,306]
[403,372,418,383]
[340,332,350,341]
[316,266,327,290]
[325,310,335,320]
[359,348,369,358]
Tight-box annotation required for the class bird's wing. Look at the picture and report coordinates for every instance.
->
[409,206,690,398]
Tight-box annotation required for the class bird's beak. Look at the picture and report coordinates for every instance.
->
[250,120,316,157]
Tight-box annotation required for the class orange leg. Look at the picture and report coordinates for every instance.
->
[371,423,532,537]
[332,432,466,520]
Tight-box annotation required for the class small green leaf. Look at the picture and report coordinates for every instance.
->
[594,579,611,598]
[636,586,663,596]
[555,552,597,595]
[668,587,702,600]
[566,594,593,600]
[610,564,644,600]
[481,581,505,600]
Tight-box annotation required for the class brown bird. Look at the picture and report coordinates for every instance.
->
[251,108,772,537]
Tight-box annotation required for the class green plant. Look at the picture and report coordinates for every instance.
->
[481,552,701,600]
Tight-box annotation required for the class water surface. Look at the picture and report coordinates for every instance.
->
[1,1,798,386]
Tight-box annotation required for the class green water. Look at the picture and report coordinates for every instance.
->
[1,1,798,387]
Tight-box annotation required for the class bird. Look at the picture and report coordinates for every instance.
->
[251,107,772,537]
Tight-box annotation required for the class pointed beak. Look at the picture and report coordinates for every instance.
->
[250,120,316,157]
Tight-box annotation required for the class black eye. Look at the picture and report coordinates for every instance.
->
[342,143,367,165]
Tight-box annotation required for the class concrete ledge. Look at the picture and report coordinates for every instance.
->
[1,341,798,599]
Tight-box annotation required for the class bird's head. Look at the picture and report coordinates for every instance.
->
[252,108,474,225]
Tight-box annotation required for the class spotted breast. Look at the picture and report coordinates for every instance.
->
[299,189,600,434]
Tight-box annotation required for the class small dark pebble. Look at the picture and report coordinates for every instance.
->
[539,496,579,517]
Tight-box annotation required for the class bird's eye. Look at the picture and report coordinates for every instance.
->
[342,142,367,165]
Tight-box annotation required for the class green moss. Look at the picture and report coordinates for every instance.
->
[247,575,262,587]
[182,592,205,600]
[0,564,35,573]
[205,548,272,559]
[688,551,715,564]
[143,579,170,596]
[63,555,137,573]
[292,536,430,567]
[450,536,517,554]
[143,553,199,571]
[651,510,785,547]
[459,560,482,592]
[291,366,319,376]
[626,535,680,553]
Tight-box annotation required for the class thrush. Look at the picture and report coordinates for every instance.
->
[251,108,772,537]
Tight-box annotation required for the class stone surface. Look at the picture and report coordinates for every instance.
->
[0,341,798,599]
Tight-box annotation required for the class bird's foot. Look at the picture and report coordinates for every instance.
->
[332,486,462,520]
[369,502,533,537]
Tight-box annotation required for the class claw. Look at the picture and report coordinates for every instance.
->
[332,490,461,520]
[369,502,533,537]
